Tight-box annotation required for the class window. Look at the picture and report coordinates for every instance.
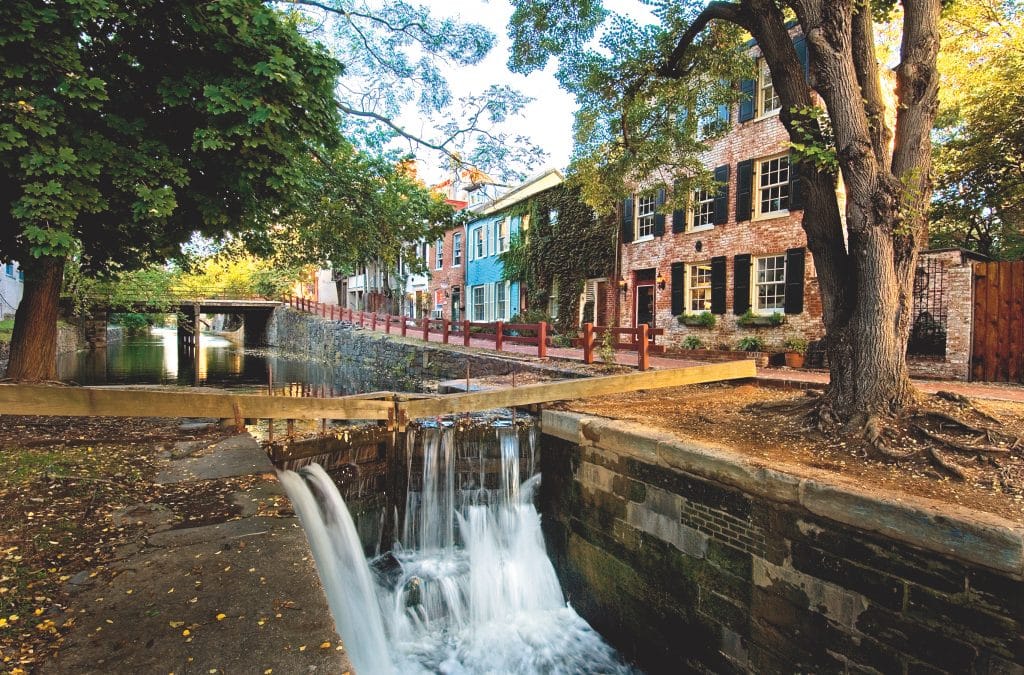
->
[435,239,443,269]
[472,285,486,321]
[549,209,559,227]
[497,219,509,253]
[691,188,715,230]
[494,281,507,320]
[4,263,12,278]
[17,270,23,282]
[635,192,656,240]
[688,263,713,312]
[756,155,790,217]
[473,227,485,259]
[757,59,780,117]
[755,255,786,312]
[453,233,462,266]
[549,279,560,319]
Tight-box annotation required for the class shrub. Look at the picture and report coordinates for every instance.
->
[681,335,704,350]
[677,311,716,328]
[783,337,809,354]
[737,335,765,352]
[737,309,785,327]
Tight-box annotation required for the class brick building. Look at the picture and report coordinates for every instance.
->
[426,221,467,323]
[617,31,822,353]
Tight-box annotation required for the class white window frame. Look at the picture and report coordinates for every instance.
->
[757,59,781,118]
[494,281,509,320]
[687,262,713,313]
[634,192,656,241]
[471,285,486,321]
[497,218,509,254]
[753,254,787,314]
[435,239,443,270]
[549,208,559,227]
[473,227,485,260]
[754,154,790,220]
[549,278,560,319]
[453,233,462,267]
[689,188,715,231]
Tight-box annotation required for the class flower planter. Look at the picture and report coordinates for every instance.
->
[783,351,805,368]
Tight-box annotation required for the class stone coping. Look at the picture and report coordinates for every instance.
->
[542,409,1024,578]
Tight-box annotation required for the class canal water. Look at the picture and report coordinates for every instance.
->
[57,327,420,394]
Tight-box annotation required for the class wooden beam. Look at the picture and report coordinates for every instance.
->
[0,385,394,421]
[401,361,756,418]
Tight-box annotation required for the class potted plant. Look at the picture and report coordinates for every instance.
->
[737,309,785,328]
[736,335,765,352]
[782,337,808,368]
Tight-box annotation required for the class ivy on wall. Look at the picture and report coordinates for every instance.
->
[499,186,616,333]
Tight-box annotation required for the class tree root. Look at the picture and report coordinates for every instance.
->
[864,416,915,460]
[936,390,1003,425]
[913,424,1011,456]
[926,447,969,481]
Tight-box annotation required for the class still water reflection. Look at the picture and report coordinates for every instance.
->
[57,327,420,394]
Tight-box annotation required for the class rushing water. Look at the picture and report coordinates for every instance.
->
[278,426,636,675]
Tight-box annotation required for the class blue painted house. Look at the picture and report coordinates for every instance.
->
[465,169,563,323]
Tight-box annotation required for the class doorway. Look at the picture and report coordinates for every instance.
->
[635,284,655,338]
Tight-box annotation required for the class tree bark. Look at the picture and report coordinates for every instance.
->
[5,255,66,382]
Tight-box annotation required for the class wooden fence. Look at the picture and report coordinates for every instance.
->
[577,323,665,371]
[972,260,1024,383]
[290,297,548,358]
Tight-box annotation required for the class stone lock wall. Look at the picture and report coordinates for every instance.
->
[539,411,1024,674]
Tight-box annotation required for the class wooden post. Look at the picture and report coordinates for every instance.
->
[401,316,407,337]
[583,323,594,364]
[463,320,471,346]
[537,321,547,358]
[422,316,429,341]
[638,323,649,371]
[495,321,504,352]
[385,313,391,334]
[442,318,449,344]
[268,419,274,443]
[371,312,377,331]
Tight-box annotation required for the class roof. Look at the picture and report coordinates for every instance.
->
[472,168,564,218]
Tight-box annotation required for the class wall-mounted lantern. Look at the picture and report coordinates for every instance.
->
[656,273,666,290]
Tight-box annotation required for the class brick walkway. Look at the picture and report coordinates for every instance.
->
[343,318,1024,404]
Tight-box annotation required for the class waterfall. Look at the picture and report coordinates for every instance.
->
[278,425,635,675]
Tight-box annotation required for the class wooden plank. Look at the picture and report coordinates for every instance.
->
[401,361,756,418]
[972,263,987,381]
[1011,261,1024,383]
[987,261,1002,381]
[0,385,394,421]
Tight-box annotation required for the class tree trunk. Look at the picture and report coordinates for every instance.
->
[5,255,66,382]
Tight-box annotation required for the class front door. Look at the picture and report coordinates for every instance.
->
[636,284,655,338]
[450,287,461,323]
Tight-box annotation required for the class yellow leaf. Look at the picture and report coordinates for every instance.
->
[215,613,226,621]
[264,670,273,674]
[169,621,184,628]
[319,641,331,649]
[299,645,306,652]
[182,629,190,637]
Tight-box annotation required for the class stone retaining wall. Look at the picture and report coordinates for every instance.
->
[266,308,582,389]
[539,411,1023,674]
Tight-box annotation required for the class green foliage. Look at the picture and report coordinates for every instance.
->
[783,337,809,355]
[677,311,715,327]
[0,317,13,343]
[789,105,838,175]
[597,327,616,365]
[737,310,785,327]
[681,335,703,350]
[0,0,343,275]
[931,0,1024,259]
[501,185,615,333]
[736,335,765,352]
[110,312,157,334]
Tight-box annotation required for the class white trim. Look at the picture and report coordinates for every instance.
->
[752,253,787,314]
[752,153,790,221]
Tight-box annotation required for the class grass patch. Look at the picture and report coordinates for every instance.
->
[0,317,13,343]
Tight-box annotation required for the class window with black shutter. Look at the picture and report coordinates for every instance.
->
[738,77,756,122]
[733,254,752,315]
[784,247,806,314]
[735,160,753,222]
[621,197,634,244]
[710,256,727,315]
[793,35,809,82]
[653,188,666,237]
[670,262,684,316]
[713,165,730,225]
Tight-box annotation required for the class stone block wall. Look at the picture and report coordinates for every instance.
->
[266,308,581,390]
[539,411,1023,674]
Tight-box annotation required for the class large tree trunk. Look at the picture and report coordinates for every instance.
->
[5,255,66,382]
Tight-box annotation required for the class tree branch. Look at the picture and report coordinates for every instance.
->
[851,3,891,166]
[657,2,750,78]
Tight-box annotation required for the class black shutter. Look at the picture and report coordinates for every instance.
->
[713,164,730,225]
[788,153,803,211]
[735,159,753,222]
[621,197,634,244]
[733,253,751,315]
[793,35,809,82]
[653,188,666,237]
[671,180,686,233]
[738,77,756,122]
[784,247,806,314]
[671,262,685,316]
[710,256,727,315]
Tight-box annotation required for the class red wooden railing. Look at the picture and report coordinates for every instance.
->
[579,323,664,371]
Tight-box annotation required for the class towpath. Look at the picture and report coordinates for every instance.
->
[37,427,349,675]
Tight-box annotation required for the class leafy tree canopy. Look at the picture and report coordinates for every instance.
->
[930,0,1024,259]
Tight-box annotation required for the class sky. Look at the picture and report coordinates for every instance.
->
[413,0,578,181]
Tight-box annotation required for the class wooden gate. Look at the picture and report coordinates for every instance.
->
[972,260,1024,382]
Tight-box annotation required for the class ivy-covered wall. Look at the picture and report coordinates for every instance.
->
[501,185,617,333]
